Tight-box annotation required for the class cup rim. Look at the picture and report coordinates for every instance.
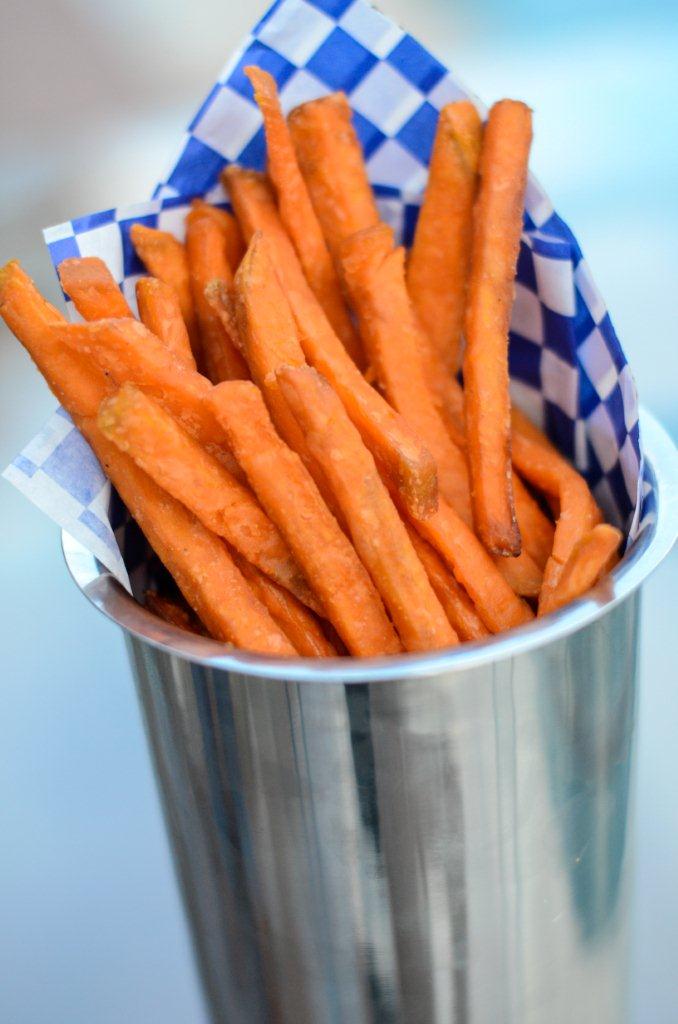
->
[62,408,678,684]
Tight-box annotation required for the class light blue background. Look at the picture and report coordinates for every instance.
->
[1,1,676,1021]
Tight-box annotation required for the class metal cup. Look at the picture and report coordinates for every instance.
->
[63,411,677,1024]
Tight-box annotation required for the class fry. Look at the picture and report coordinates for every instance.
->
[512,475,554,570]
[135,277,196,369]
[222,166,438,520]
[464,99,532,556]
[185,206,249,382]
[78,419,296,656]
[191,199,245,270]
[492,547,542,598]
[97,383,321,613]
[209,380,402,657]
[129,223,198,353]
[58,257,133,320]
[245,66,364,367]
[339,224,472,523]
[538,524,622,616]
[409,496,534,634]
[405,526,489,642]
[232,551,337,657]
[145,591,207,636]
[407,101,483,374]
[288,92,379,260]
[278,365,458,652]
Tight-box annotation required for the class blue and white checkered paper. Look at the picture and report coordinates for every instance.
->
[5,0,646,593]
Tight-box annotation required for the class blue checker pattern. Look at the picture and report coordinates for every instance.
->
[7,0,647,592]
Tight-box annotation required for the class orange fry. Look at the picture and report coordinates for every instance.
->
[97,383,320,613]
[58,257,133,320]
[407,101,483,375]
[245,66,364,367]
[135,277,196,369]
[185,206,249,382]
[129,223,199,353]
[232,551,337,657]
[539,524,622,616]
[492,547,543,598]
[288,91,379,260]
[339,224,472,523]
[222,166,437,520]
[464,100,532,556]
[209,380,402,657]
[405,526,489,642]
[278,365,457,652]
[191,199,245,270]
[79,419,296,656]
[512,475,554,570]
[145,591,207,636]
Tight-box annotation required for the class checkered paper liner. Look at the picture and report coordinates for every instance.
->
[4,0,649,596]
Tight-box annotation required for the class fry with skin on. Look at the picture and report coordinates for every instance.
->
[97,383,321,613]
[339,223,472,524]
[407,101,483,375]
[278,365,458,652]
[464,99,532,556]
[222,166,438,520]
[209,380,402,657]
[58,257,133,320]
[185,205,249,382]
[245,66,364,367]
[129,223,199,354]
[145,591,208,636]
[232,551,338,657]
[136,277,196,369]
[538,524,622,616]
[288,91,380,261]
[191,199,245,270]
[405,525,489,642]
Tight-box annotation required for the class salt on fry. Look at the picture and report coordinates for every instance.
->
[190,199,245,270]
[129,223,199,355]
[136,277,196,369]
[58,257,133,320]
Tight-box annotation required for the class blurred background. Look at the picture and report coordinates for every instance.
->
[1,1,676,1021]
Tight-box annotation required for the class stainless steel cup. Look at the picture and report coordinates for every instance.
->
[63,411,677,1024]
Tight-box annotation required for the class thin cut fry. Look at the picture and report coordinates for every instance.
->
[407,101,483,374]
[278,365,458,651]
[97,383,321,612]
[58,257,133,320]
[464,99,532,555]
[538,524,622,616]
[129,223,199,354]
[209,380,402,657]
[185,206,249,382]
[339,224,472,523]
[232,551,337,657]
[136,277,196,369]
[191,199,245,270]
[288,92,380,260]
[145,591,207,636]
[222,166,438,520]
[79,419,296,656]
[245,66,364,367]
[405,526,489,642]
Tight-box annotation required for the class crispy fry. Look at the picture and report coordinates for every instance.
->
[339,224,472,523]
[405,526,489,642]
[232,551,337,657]
[278,365,458,652]
[408,496,534,634]
[209,380,402,657]
[538,524,622,616]
[58,257,133,320]
[245,66,364,367]
[97,383,321,612]
[185,206,249,382]
[288,92,379,260]
[407,101,483,375]
[145,591,208,636]
[222,166,438,520]
[464,100,532,556]
[79,419,296,655]
[136,277,196,369]
[129,223,199,354]
[191,199,245,270]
